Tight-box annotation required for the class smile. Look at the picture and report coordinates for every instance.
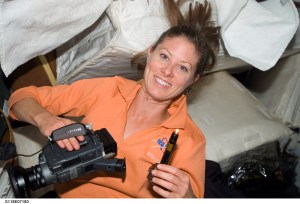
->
[154,76,171,87]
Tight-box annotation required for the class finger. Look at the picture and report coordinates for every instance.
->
[152,185,172,198]
[56,137,80,151]
[152,172,176,192]
[153,165,194,198]
[69,137,81,150]
[63,138,74,151]
[56,140,66,149]
[76,135,85,142]
[157,164,187,182]
[151,170,190,198]
[157,164,179,174]
[154,165,182,185]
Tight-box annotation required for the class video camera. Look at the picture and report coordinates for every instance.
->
[7,123,126,198]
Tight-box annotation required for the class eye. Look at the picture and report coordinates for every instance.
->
[180,65,188,72]
[160,53,168,61]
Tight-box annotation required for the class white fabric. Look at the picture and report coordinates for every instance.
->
[56,0,218,84]
[57,0,299,84]
[247,52,300,129]
[56,12,116,83]
[215,0,299,70]
[56,0,169,83]
[106,0,218,52]
[0,0,112,77]
[1,0,298,79]
[187,71,294,170]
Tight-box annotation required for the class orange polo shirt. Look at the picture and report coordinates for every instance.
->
[8,76,206,198]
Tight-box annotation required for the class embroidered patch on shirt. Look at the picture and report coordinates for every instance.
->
[146,136,168,163]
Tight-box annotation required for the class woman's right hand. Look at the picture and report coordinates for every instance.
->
[35,112,85,151]
[10,97,84,151]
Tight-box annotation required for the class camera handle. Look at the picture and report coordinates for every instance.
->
[48,123,92,141]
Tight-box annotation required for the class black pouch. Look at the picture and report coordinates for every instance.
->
[223,141,299,198]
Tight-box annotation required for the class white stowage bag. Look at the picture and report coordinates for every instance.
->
[187,71,295,171]
[0,0,112,77]
[215,0,299,70]
[56,0,299,84]
[55,0,219,84]
[246,53,300,129]
[1,0,298,80]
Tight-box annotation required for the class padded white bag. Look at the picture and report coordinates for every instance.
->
[56,0,219,84]
[0,0,112,77]
[187,71,294,171]
[246,53,300,129]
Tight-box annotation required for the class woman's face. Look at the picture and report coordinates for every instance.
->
[143,36,200,103]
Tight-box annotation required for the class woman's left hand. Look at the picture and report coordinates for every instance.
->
[149,164,195,198]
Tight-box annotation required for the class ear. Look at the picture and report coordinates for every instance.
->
[147,45,154,56]
[193,74,200,83]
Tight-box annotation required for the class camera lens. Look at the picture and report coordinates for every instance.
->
[6,126,126,198]
[7,165,31,198]
[7,164,46,198]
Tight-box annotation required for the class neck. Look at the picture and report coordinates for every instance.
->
[140,83,172,106]
[128,86,170,121]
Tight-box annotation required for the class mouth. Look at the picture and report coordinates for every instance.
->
[154,76,171,87]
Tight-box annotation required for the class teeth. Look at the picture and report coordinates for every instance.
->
[155,76,171,87]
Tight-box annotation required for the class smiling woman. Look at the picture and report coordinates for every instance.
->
[7,0,220,198]
[142,36,200,103]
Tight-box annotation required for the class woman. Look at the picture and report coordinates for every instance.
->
[8,1,220,198]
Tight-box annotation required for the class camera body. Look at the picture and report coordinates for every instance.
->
[7,123,126,198]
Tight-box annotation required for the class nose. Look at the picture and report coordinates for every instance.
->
[161,64,174,77]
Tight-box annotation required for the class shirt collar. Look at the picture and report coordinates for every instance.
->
[164,95,187,129]
[116,76,141,101]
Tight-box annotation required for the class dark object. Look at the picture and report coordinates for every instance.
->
[223,141,300,198]
[204,160,248,198]
[49,123,89,141]
[39,190,59,198]
[0,69,11,142]
[160,129,179,164]
[0,142,16,160]
[7,123,126,198]
[147,129,179,180]
[147,163,158,181]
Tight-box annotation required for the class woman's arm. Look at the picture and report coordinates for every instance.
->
[10,97,84,151]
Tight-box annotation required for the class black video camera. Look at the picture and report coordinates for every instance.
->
[7,123,126,198]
